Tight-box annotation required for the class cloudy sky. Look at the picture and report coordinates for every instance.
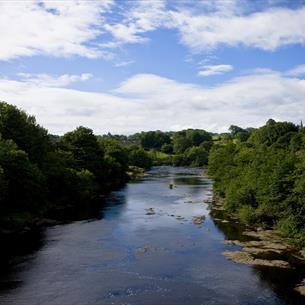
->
[1,0,305,135]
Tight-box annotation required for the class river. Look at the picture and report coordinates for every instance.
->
[0,166,304,305]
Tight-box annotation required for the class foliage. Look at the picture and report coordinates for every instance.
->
[140,131,171,150]
[0,139,47,213]
[130,128,213,167]
[229,125,251,142]
[3,100,304,248]
[127,145,153,169]
[0,103,132,228]
[0,102,51,165]
[173,129,212,154]
[208,120,305,246]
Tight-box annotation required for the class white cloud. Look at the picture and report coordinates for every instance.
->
[104,0,168,45]
[17,73,93,87]
[114,60,135,68]
[102,1,305,53]
[198,65,233,77]
[170,6,305,52]
[195,0,243,16]
[0,0,113,60]
[1,71,305,135]
[286,64,305,76]
[1,0,305,61]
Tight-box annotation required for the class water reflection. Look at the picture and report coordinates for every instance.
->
[0,166,304,305]
[0,229,45,292]
[211,208,305,305]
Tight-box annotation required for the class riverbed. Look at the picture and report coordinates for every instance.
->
[0,166,304,305]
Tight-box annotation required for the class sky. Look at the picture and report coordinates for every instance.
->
[1,0,305,135]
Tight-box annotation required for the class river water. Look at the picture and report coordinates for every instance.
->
[0,166,304,305]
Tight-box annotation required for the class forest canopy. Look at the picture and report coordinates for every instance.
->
[0,102,213,231]
[1,101,305,247]
[208,120,305,246]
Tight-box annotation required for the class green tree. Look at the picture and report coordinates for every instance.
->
[60,127,105,184]
[184,146,209,167]
[140,131,171,150]
[127,145,153,169]
[0,139,47,213]
[0,102,51,165]
[173,129,212,154]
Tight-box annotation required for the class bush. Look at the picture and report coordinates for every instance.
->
[238,205,257,225]
[208,119,305,246]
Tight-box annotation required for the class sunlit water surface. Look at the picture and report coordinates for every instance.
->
[0,166,304,305]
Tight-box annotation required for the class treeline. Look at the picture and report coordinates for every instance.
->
[3,101,305,247]
[208,119,305,246]
[0,102,216,232]
[0,102,153,231]
[118,129,213,167]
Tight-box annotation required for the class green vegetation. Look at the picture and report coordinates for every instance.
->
[208,120,305,246]
[0,102,152,231]
[102,129,213,167]
[0,103,214,232]
[135,129,213,167]
[2,101,305,247]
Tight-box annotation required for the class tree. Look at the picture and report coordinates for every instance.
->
[229,125,251,142]
[173,132,192,154]
[184,146,209,167]
[173,129,212,154]
[127,145,153,169]
[229,125,246,136]
[161,143,173,154]
[248,120,298,146]
[0,102,51,165]
[60,127,105,183]
[0,139,47,213]
[140,131,171,150]
[98,137,129,187]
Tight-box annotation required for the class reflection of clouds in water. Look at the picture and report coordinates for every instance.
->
[2,166,302,305]
[115,170,212,232]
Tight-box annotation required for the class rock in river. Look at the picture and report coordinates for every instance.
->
[192,215,205,226]
[145,208,156,215]
[223,250,291,268]
[295,279,305,296]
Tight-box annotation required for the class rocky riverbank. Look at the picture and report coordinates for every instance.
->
[210,193,305,296]
[126,166,149,179]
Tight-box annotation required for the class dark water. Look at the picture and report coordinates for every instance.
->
[0,166,305,305]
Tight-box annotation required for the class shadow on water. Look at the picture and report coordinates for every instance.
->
[0,193,126,293]
[211,209,251,242]
[0,229,45,291]
[253,267,305,305]
[1,166,305,305]
[211,209,305,305]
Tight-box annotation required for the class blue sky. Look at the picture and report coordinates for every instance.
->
[0,0,305,134]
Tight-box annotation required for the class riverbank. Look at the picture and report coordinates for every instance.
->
[210,193,305,296]
[1,166,305,305]
[126,165,149,179]
[0,165,149,268]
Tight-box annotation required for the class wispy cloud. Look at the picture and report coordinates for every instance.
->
[286,64,305,76]
[17,73,93,87]
[1,1,305,61]
[103,1,305,53]
[114,60,135,68]
[170,6,305,52]
[0,0,113,60]
[1,71,305,134]
[198,65,233,77]
[104,0,168,45]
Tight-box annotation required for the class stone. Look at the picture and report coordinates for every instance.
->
[223,250,291,268]
[192,215,205,226]
[145,208,156,215]
[295,279,305,296]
